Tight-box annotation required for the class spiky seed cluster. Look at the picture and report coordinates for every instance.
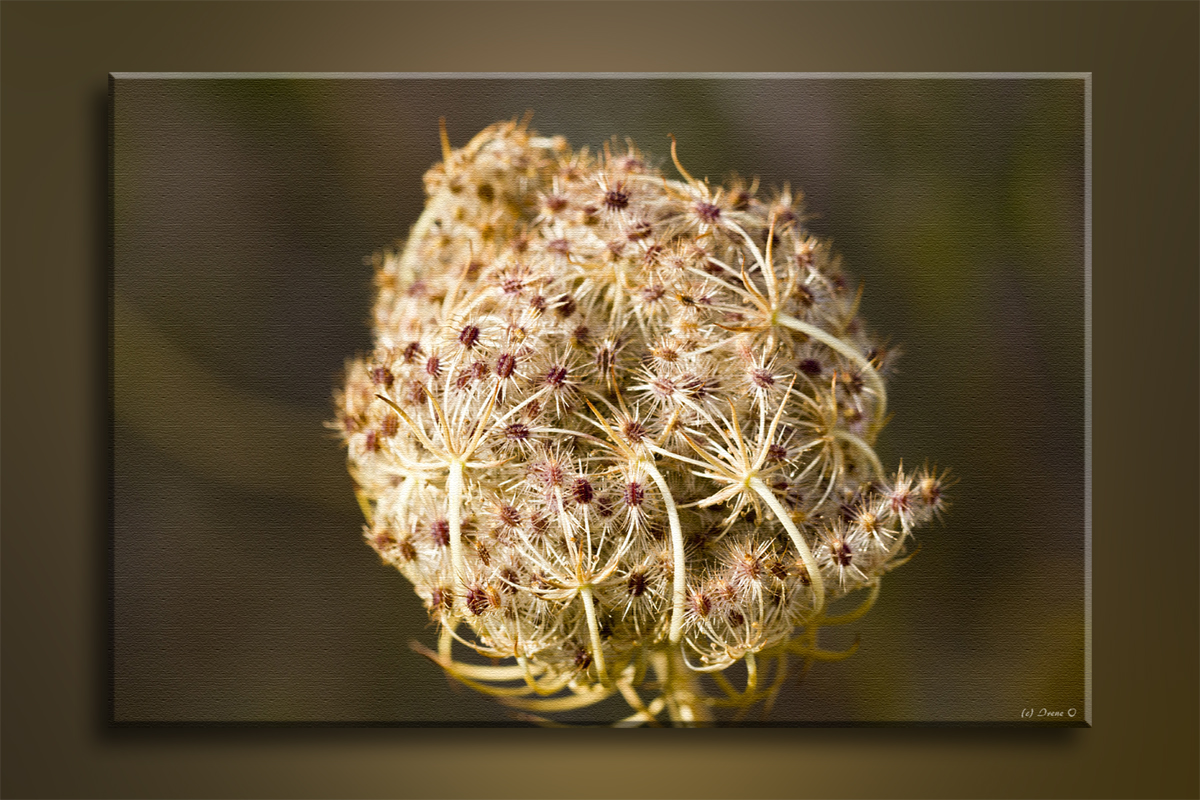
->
[335,120,948,724]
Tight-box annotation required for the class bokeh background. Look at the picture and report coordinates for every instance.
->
[112,77,1085,724]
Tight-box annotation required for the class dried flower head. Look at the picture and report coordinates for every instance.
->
[334,118,947,726]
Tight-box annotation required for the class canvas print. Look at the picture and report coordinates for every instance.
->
[111,76,1087,725]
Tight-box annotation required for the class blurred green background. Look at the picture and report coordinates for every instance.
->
[112,77,1085,724]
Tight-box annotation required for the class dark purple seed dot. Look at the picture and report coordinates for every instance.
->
[466,587,489,616]
[430,586,452,613]
[627,570,648,598]
[621,419,646,444]
[370,367,394,387]
[768,558,789,581]
[458,325,481,349]
[624,481,645,508]
[402,342,422,362]
[498,567,519,594]
[545,365,568,388]
[572,477,594,505]
[594,495,615,518]
[556,295,577,319]
[495,353,516,379]
[543,463,564,487]
[498,504,522,527]
[430,519,450,548]
[650,376,675,398]
[425,356,441,377]
[596,347,613,371]
[604,188,629,210]
[694,201,721,224]
[798,358,822,376]
[397,540,417,563]
[751,368,775,389]
[641,285,664,303]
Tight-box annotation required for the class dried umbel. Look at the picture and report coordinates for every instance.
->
[335,119,947,725]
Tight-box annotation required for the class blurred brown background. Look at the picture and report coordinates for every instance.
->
[112,77,1085,724]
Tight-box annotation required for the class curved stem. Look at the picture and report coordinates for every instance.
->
[396,475,418,516]
[501,685,614,713]
[749,477,826,615]
[653,646,714,726]
[516,655,576,696]
[834,429,886,482]
[776,313,887,437]
[615,694,665,727]
[411,640,529,681]
[438,620,455,663]
[711,668,742,701]
[726,220,774,304]
[614,663,659,725]
[580,585,610,685]
[819,578,881,626]
[447,458,466,585]
[791,636,861,662]
[490,385,549,429]
[642,460,688,643]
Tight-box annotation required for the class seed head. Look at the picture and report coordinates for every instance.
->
[335,119,947,725]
